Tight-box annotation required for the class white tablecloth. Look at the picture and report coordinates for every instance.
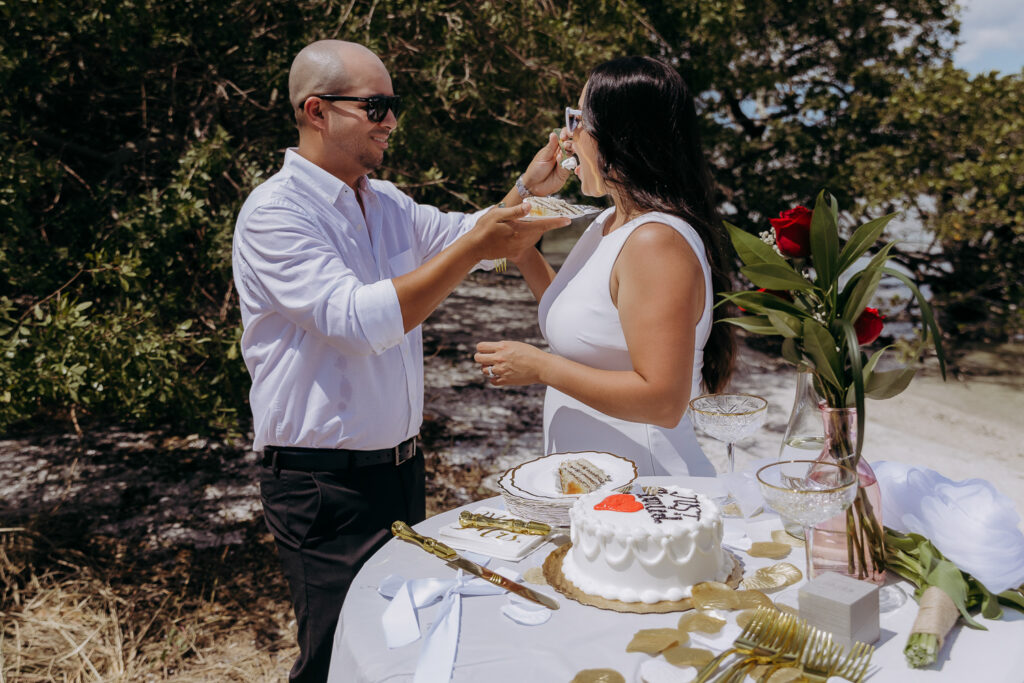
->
[328,476,1024,682]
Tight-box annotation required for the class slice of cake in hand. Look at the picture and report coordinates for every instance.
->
[558,458,612,495]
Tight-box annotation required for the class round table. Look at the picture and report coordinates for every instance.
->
[328,476,1024,682]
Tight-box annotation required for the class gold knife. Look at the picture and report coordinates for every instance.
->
[391,521,559,610]
[458,511,552,536]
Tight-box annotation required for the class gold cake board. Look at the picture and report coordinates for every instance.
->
[542,543,744,614]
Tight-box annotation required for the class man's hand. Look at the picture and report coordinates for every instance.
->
[470,202,569,261]
[519,132,573,198]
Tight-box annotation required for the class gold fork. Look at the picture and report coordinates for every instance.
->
[692,607,777,683]
[494,257,508,273]
[799,628,841,682]
[830,640,874,683]
[752,619,810,682]
[711,613,802,683]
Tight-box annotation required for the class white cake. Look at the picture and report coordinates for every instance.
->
[561,486,731,604]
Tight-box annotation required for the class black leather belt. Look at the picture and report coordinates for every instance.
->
[262,436,418,473]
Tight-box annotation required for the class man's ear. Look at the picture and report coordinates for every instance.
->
[303,97,326,128]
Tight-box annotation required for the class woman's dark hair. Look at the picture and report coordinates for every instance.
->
[583,55,735,392]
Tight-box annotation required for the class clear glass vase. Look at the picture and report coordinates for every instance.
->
[777,368,825,537]
[809,405,887,584]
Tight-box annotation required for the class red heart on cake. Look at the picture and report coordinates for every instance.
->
[594,493,644,512]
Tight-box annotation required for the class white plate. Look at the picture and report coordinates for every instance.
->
[507,451,637,501]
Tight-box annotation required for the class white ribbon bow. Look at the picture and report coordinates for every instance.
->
[378,566,551,683]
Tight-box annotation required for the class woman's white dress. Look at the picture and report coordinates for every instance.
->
[538,208,715,476]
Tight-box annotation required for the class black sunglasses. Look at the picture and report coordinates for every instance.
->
[310,94,402,123]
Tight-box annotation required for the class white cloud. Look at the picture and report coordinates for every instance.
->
[955,0,1024,73]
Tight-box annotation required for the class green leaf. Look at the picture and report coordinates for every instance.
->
[837,319,865,456]
[802,319,842,390]
[840,242,897,321]
[718,291,809,318]
[720,315,784,336]
[925,559,986,629]
[724,221,791,268]
[881,267,947,380]
[837,213,896,276]
[809,190,839,289]
[978,584,1003,620]
[997,588,1024,612]
[740,264,817,291]
[781,338,802,365]
[766,310,802,338]
[865,366,917,399]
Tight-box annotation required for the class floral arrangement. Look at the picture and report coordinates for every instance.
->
[720,191,945,424]
[719,190,946,580]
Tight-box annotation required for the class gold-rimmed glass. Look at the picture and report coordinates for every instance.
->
[756,460,858,581]
[689,393,768,477]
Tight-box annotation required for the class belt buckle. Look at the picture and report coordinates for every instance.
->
[395,437,416,466]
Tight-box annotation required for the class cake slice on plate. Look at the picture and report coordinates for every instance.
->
[558,458,612,495]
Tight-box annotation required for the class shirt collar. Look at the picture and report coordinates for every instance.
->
[283,148,372,205]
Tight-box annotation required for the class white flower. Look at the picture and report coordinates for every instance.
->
[758,229,783,257]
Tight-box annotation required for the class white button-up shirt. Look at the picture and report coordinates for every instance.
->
[233,149,487,451]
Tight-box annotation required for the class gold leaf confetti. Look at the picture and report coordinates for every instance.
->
[625,628,685,654]
[772,529,805,547]
[747,541,792,559]
[722,502,743,517]
[677,612,726,634]
[775,603,800,618]
[764,667,804,682]
[691,582,773,610]
[736,607,772,630]
[663,645,714,668]
[571,669,626,683]
[741,563,802,593]
[522,567,547,585]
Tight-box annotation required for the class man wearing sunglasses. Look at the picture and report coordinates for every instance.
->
[232,40,569,683]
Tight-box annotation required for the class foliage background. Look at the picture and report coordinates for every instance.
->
[1,0,1020,435]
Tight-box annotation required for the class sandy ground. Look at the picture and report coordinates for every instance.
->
[717,357,1024,517]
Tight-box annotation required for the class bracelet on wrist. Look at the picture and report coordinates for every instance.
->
[515,175,533,199]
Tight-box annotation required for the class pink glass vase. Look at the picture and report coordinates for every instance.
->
[810,405,887,584]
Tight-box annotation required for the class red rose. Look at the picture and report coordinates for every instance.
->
[854,307,885,345]
[738,288,793,312]
[770,206,813,258]
[758,288,793,302]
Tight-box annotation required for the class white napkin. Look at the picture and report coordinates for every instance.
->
[875,461,1024,593]
[437,506,548,561]
[723,457,775,517]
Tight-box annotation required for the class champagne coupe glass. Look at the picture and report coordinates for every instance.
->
[756,460,858,580]
[689,393,768,478]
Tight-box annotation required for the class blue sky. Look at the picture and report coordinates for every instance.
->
[955,0,1024,74]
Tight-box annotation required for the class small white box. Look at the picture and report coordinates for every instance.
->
[798,571,880,649]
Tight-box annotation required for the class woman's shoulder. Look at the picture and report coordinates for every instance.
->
[626,212,708,258]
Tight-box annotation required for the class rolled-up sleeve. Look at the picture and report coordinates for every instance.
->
[237,200,405,356]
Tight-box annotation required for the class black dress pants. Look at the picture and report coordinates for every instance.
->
[260,448,425,683]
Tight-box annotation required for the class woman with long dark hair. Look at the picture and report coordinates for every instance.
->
[475,56,735,476]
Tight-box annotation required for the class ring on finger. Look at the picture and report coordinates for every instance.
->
[485,366,495,378]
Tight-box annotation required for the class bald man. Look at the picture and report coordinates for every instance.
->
[232,40,570,681]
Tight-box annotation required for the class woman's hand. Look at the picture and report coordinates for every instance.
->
[474,340,548,386]
[520,132,572,198]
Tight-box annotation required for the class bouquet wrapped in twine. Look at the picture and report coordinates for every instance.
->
[886,529,1024,667]
[878,462,1024,668]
